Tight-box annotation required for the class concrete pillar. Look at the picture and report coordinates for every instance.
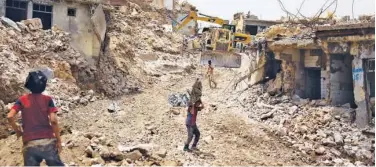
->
[27,1,32,19]
[0,0,5,16]
[353,56,368,128]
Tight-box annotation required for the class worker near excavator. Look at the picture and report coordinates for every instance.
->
[184,79,204,151]
[207,60,217,88]
[7,70,64,166]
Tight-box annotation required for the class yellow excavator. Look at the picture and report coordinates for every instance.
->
[174,11,251,68]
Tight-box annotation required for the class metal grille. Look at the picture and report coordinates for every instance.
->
[6,0,27,10]
[215,43,228,51]
[33,3,52,13]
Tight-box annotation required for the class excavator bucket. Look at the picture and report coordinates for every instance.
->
[200,51,242,68]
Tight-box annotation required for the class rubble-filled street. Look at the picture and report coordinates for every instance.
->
[0,0,374,166]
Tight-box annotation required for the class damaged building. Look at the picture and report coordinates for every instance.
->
[316,23,375,127]
[0,0,106,57]
[232,12,281,35]
[251,20,375,128]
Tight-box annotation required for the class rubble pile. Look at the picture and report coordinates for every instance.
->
[226,85,375,166]
[0,17,105,138]
[59,131,182,166]
[96,2,195,97]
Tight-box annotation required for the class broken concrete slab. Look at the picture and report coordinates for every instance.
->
[1,16,21,32]
[21,18,43,30]
[333,132,344,145]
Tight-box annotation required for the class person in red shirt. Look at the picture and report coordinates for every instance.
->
[7,71,64,166]
[184,99,204,151]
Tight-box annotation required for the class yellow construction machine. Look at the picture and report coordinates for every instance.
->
[174,11,251,68]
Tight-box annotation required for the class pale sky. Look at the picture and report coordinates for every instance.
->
[185,0,375,21]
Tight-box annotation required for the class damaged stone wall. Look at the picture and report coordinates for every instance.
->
[53,1,102,57]
[352,40,375,127]
[274,48,300,95]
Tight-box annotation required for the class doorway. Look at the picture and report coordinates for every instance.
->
[305,68,321,99]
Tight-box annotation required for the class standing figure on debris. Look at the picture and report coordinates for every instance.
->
[207,60,217,88]
[184,79,204,151]
[7,70,64,166]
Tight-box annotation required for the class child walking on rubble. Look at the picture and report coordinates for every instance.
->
[207,60,217,88]
[184,79,204,151]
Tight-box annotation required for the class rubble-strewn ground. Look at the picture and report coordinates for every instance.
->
[0,1,374,166]
[0,65,374,166]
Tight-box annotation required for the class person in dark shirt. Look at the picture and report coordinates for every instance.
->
[7,71,64,166]
[184,99,204,151]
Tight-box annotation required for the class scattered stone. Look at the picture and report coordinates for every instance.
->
[354,161,364,166]
[107,102,119,113]
[160,160,180,166]
[289,106,298,115]
[333,158,344,165]
[203,135,214,144]
[170,108,180,115]
[156,148,167,158]
[16,22,28,32]
[124,150,142,161]
[79,98,88,105]
[99,148,111,160]
[316,131,327,138]
[333,132,344,145]
[322,137,336,147]
[260,112,274,120]
[21,18,43,30]
[330,148,341,157]
[111,151,125,161]
[85,146,94,158]
[315,147,326,155]
[88,89,95,95]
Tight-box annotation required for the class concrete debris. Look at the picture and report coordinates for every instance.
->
[107,102,119,113]
[156,148,167,158]
[223,84,374,165]
[124,150,143,161]
[1,16,21,32]
[315,147,326,155]
[21,18,43,31]
[333,132,344,145]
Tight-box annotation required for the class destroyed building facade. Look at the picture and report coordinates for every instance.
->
[0,0,105,57]
[251,21,375,128]
[316,23,375,127]
[233,12,281,35]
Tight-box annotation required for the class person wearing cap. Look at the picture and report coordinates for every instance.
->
[7,70,64,166]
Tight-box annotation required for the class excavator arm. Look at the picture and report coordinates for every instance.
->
[175,11,198,31]
[174,11,225,31]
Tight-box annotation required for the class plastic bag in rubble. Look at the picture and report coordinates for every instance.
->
[168,93,190,107]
